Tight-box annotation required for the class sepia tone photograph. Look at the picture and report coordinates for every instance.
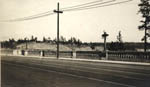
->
[0,0,150,87]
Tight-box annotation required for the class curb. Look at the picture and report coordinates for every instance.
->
[1,54,150,66]
[60,58,150,66]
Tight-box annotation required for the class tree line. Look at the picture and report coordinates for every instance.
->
[2,31,147,51]
[1,32,126,51]
[1,36,82,49]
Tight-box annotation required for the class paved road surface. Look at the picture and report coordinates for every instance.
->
[1,55,150,87]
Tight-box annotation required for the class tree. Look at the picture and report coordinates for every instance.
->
[76,39,82,47]
[52,38,57,43]
[67,37,82,46]
[60,36,66,43]
[47,37,51,42]
[67,37,82,51]
[117,31,123,43]
[34,37,37,42]
[43,37,47,42]
[90,43,95,50]
[1,38,16,48]
[138,0,150,52]
[109,42,118,51]
[68,37,74,44]
[109,31,125,51]
[31,35,34,41]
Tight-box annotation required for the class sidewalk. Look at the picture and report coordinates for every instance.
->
[1,54,150,66]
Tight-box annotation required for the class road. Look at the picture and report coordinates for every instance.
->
[1,55,150,87]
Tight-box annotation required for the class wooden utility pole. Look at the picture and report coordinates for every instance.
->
[54,3,63,59]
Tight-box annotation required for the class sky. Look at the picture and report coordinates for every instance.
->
[0,0,144,42]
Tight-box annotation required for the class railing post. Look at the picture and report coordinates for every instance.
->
[72,51,76,58]
[106,50,108,60]
[25,50,28,56]
[40,50,45,57]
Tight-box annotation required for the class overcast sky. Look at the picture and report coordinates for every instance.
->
[0,0,143,42]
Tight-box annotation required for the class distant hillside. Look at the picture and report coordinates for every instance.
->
[16,42,103,51]
[17,42,71,51]
[5,41,150,51]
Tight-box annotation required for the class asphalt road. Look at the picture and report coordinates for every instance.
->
[1,55,150,87]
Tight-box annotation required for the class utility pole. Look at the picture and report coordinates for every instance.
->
[54,3,63,59]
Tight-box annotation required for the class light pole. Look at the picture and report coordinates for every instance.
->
[102,31,109,52]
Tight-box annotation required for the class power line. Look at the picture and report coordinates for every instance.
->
[4,0,115,22]
[2,0,133,22]
[2,0,105,22]
[61,0,103,10]
[63,0,133,12]
[19,11,53,20]
[61,0,115,11]
[8,0,112,22]
[3,12,54,22]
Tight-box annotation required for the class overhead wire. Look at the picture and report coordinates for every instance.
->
[61,0,103,10]
[2,0,105,22]
[13,13,55,21]
[63,0,133,12]
[61,0,115,11]
[3,11,55,22]
[2,0,133,22]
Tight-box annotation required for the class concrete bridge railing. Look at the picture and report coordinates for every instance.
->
[107,51,150,62]
[1,49,150,62]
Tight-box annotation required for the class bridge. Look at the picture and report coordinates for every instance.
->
[1,55,150,87]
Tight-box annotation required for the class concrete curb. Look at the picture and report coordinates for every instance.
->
[60,58,150,66]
